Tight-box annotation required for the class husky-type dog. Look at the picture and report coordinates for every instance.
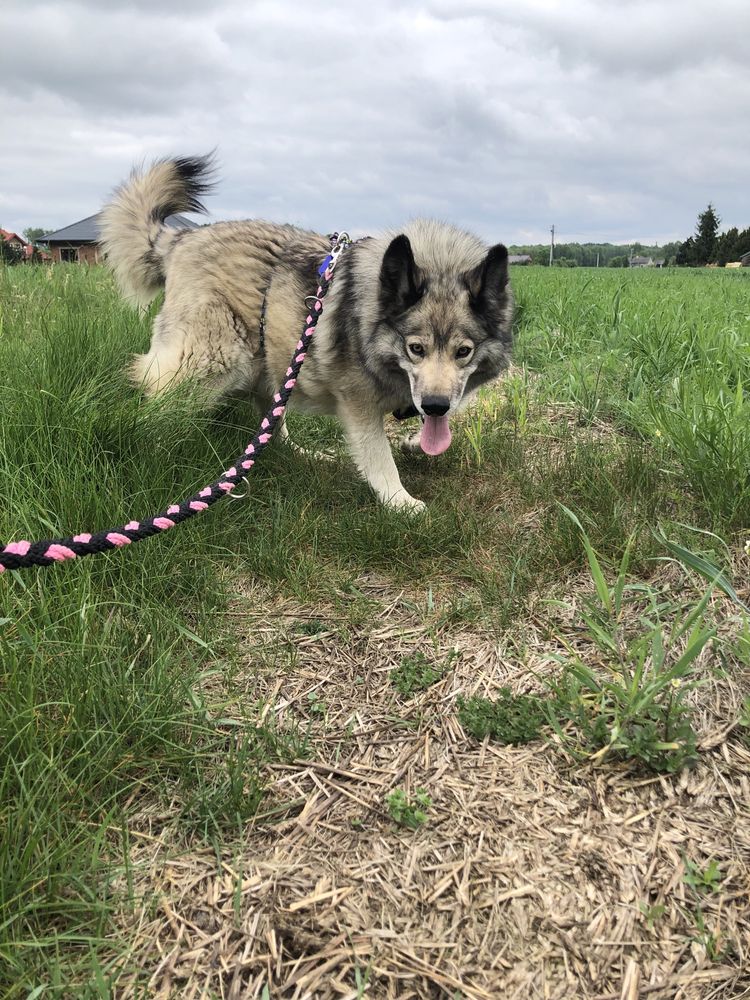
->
[100,156,514,511]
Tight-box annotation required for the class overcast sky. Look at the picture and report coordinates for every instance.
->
[2,0,748,246]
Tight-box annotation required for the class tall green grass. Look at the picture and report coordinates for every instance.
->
[0,262,747,991]
[512,267,750,524]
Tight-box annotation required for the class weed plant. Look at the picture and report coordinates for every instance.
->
[391,651,446,697]
[461,511,747,774]
[458,689,547,744]
[386,789,431,829]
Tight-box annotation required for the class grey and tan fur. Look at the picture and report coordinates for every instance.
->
[100,155,514,511]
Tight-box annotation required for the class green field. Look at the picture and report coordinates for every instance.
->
[1,263,749,997]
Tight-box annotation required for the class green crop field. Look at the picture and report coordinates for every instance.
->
[1,263,749,997]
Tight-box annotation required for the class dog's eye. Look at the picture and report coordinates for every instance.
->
[408,343,425,357]
[456,345,473,359]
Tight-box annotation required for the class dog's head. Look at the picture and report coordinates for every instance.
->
[372,223,514,454]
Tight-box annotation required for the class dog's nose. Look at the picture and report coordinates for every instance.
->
[421,396,450,417]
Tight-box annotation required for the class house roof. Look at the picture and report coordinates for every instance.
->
[508,254,532,263]
[1,228,28,245]
[40,213,199,244]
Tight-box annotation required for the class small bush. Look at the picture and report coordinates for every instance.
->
[458,689,547,744]
[546,665,698,773]
[540,510,716,773]
[391,652,445,697]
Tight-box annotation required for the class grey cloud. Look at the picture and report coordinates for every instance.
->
[1,0,748,246]
[1,4,232,112]
[428,0,749,77]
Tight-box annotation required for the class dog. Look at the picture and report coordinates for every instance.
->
[99,155,514,511]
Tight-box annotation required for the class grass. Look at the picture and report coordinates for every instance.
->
[512,267,750,525]
[0,261,748,992]
[458,512,746,772]
[681,858,732,962]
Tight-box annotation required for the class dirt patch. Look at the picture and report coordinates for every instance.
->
[116,566,750,999]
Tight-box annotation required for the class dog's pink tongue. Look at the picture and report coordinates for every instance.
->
[420,415,452,456]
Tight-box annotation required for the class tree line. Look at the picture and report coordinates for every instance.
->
[508,205,748,268]
[675,205,750,267]
[508,241,682,268]
[5,216,748,270]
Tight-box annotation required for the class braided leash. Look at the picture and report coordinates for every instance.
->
[0,233,352,574]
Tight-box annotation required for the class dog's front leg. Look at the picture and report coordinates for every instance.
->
[338,402,425,512]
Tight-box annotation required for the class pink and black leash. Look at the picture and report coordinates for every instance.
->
[0,233,352,574]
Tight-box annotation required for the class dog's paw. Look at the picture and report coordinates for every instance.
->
[307,447,337,463]
[400,430,423,454]
[385,491,426,514]
[285,439,336,463]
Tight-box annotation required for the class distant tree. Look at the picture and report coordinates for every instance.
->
[609,256,628,268]
[676,236,696,267]
[584,244,615,267]
[553,257,577,268]
[660,241,682,265]
[558,243,583,265]
[735,226,750,259]
[0,239,23,265]
[693,203,720,265]
[717,227,739,266]
[23,227,48,244]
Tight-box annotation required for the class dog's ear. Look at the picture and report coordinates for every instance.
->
[465,244,509,310]
[380,235,423,313]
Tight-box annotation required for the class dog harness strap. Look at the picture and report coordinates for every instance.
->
[0,233,353,574]
[258,291,268,354]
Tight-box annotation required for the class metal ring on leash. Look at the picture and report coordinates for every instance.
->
[226,476,250,501]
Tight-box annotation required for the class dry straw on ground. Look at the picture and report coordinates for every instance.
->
[116,559,750,999]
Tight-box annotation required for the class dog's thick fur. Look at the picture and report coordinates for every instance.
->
[100,156,514,510]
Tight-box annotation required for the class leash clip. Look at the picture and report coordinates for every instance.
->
[319,232,352,275]
[331,233,351,257]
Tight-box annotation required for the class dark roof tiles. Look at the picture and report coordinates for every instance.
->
[41,213,198,243]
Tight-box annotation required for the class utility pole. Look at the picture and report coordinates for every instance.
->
[596,252,600,268]
[549,225,555,267]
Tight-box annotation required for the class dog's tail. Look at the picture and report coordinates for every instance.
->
[99,155,215,310]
